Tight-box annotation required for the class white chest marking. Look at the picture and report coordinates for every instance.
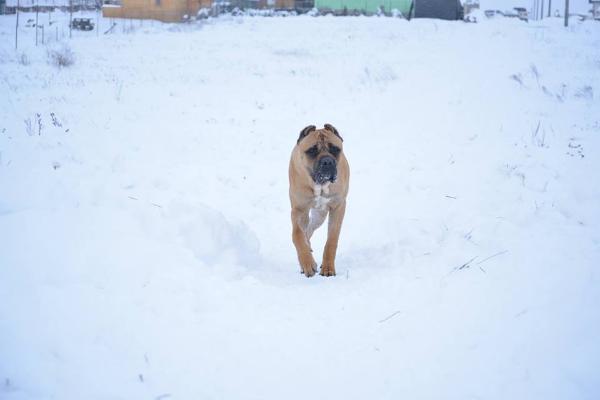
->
[312,183,331,210]
[313,182,330,196]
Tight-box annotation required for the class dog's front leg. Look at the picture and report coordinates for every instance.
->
[320,201,346,277]
[291,207,317,277]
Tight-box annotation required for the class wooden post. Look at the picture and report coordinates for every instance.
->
[564,0,569,26]
[15,0,20,50]
[540,0,544,19]
[35,0,39,46]
[69,0,73,38]
[548,0,551,17]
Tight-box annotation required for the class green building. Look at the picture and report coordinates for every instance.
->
[314,0,412,15]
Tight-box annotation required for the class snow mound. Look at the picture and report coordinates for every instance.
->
[169,202,261,267]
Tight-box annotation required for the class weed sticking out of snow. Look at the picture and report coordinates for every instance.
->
[18,52,30,66]
[47,44,75,68]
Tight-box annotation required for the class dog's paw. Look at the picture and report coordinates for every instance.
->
[320,264,336,277]
[301,263,317,277]
[299,255,317,277]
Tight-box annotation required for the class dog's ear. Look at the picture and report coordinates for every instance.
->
[297,125,316,144]
[324,123,343,142]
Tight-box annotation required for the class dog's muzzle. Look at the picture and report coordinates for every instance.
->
[313,156,337,184]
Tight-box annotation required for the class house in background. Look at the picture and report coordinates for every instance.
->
[312,0,465,19]
[101,0,468,21]
[212,0,314,11]
[236,0,297,9]
[314,0,412,15]
[413,0,463,20]
[102,0,211,22]
[5,0,97,12]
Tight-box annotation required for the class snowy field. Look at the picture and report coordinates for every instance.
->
[1,11,600,400]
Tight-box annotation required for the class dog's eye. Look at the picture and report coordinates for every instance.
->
[305,146,319,158]
[329,145,341,158]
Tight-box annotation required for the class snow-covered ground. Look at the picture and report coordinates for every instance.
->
[1,12,599,400]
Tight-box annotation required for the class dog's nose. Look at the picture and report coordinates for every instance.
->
[319,156,336,167]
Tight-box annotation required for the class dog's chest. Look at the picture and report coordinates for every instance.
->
[312,183,332,210]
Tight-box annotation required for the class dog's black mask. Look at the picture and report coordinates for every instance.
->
[313,156,337,184]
